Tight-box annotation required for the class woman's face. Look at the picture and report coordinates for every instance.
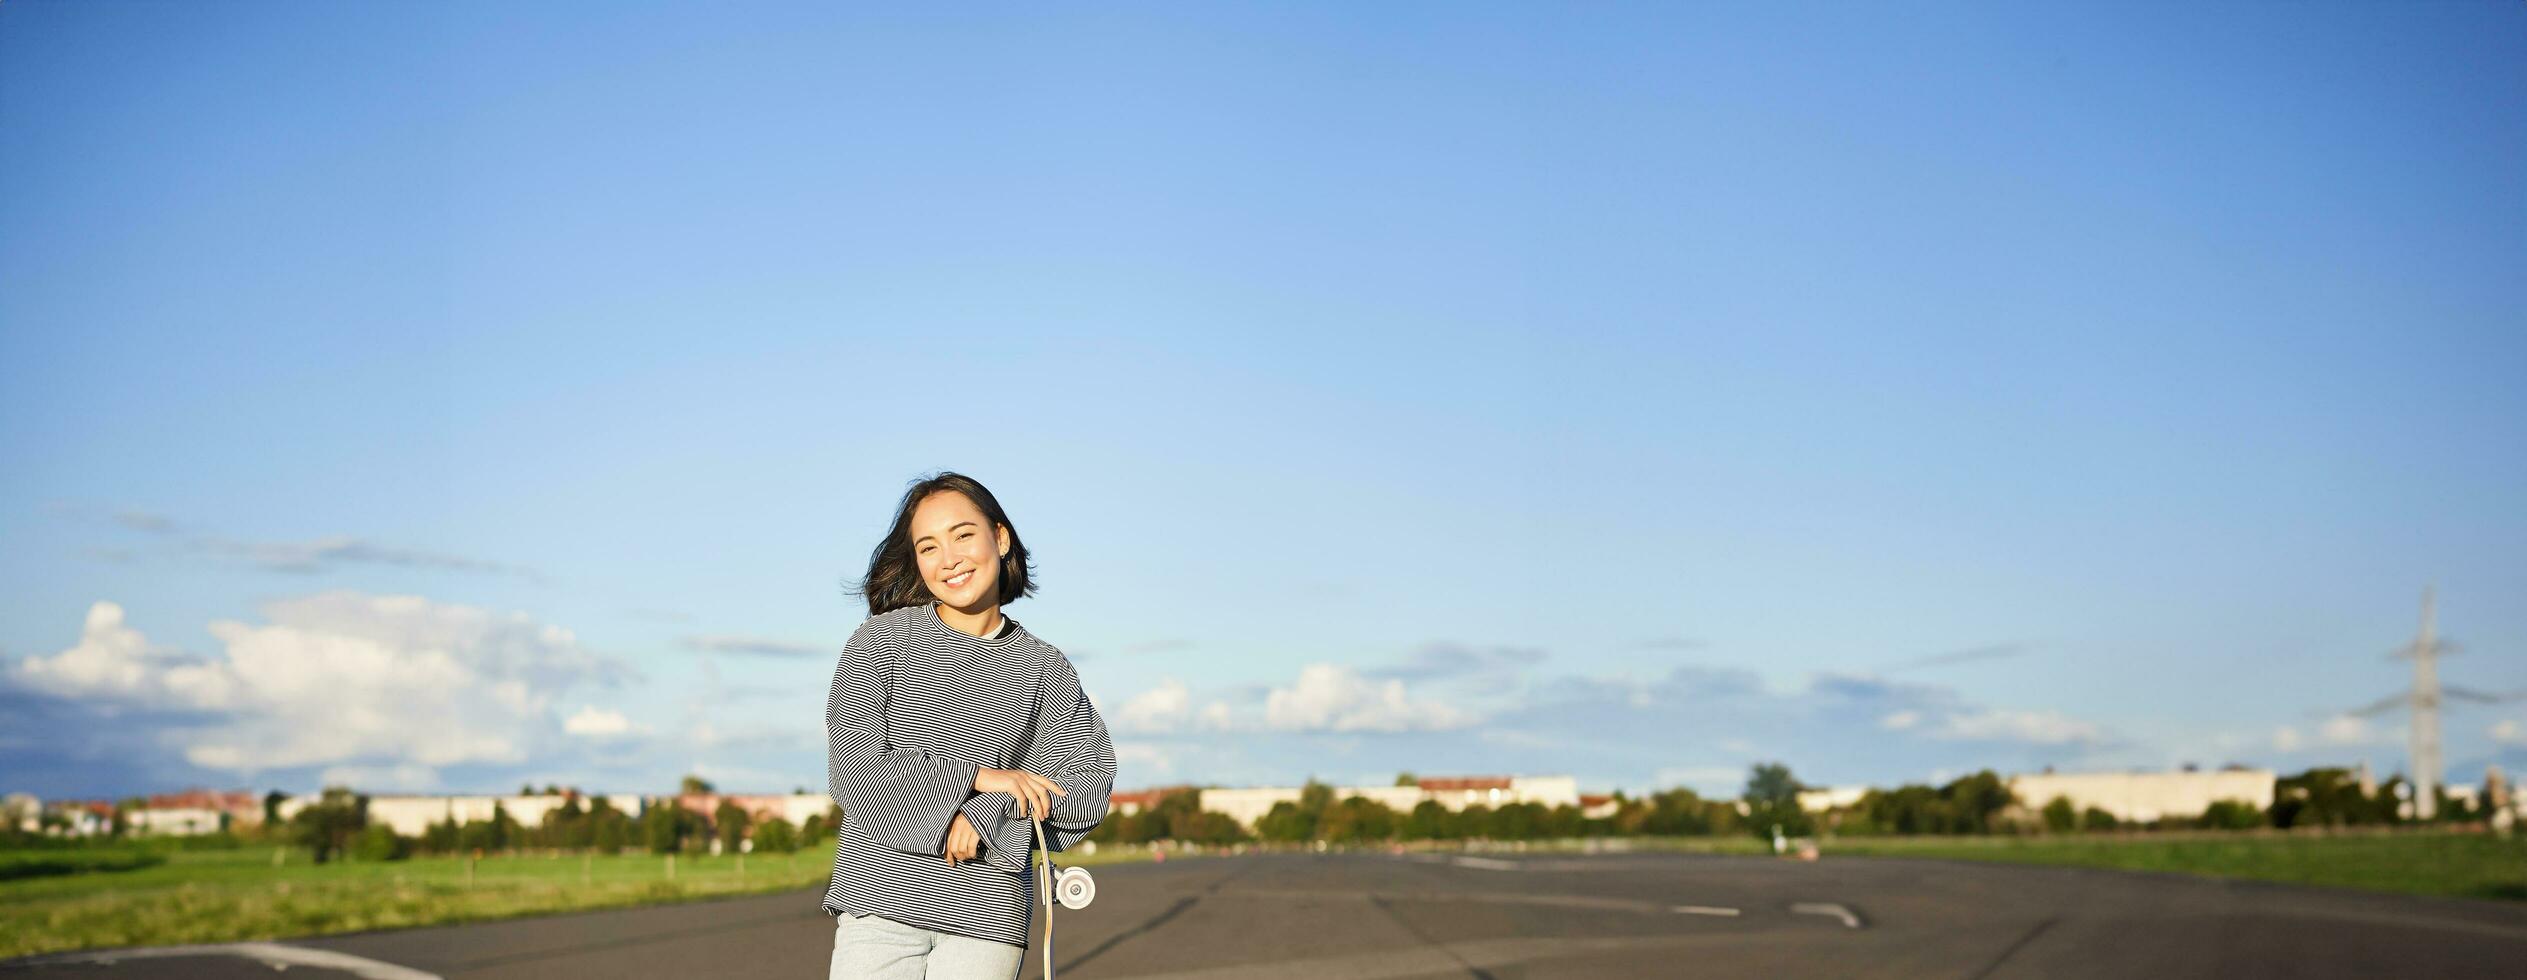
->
[908,490,1010,612]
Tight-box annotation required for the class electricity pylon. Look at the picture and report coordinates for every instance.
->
[2346,587,2507,820]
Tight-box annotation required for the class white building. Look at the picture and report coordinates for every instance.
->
[3,793,38,832]
[669,792,833,828]
[1199,776,1582,831]
[127,807,225,835]
[2008,768,2275,824]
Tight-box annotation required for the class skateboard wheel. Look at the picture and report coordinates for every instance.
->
[1054,866,1095,909]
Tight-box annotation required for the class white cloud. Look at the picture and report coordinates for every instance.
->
[11,594,626,783]
[564,705,640,738]
[2319,714,2378,746]
[1264,664,1472,733]
[12,602,178,701]
[1115,679,1192,734]
[2274,725,2303,752]
[1114,742,1174,779]
[1197,701,1233,731]
[2489,719,2523,746]
[1880,710,1922,731]
[1931,709,2101,746]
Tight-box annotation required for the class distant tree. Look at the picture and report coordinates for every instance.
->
[1847,773,2020,836]
[1085,808,1141,845]
[754,817,800,854]
[1154,790,1248,845]
[1298,779,1334,814]
[423,816,461,853]
[1255,801,1312,843]
[489,801,520,851]
[2042,796,2078,834]
[680,775,715,796]
[1490,801,1545,841]
[801,805,839,845]
[1317,796,1399,843]
[2198,799,2264,831]
[714,800,751,854]
[1608,796,1652,836]
[1402,800,1452,841]
[353,825,412,861]
[1640,788,1713,835]
[588,799,630,855]
[544,796,589,849]
[1943,771,2013,834]
[2080,806,2119,831]
[1742,763,1813,840]
[1394,772,1419,787]
[2270,767,2397,829]
[262,791,288,830]
[289,787,368,863]
[2433,785,2480,822]
[643,802,687,854]
[1542,804,1583,839]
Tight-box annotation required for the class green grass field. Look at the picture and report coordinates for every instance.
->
[0,841,1155,961]
[1824,830,2527,902]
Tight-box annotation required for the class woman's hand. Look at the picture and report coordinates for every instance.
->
[973,767,1067,821]
[944,812,980,865]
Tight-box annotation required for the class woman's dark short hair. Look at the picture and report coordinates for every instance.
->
[852,472,1037,617]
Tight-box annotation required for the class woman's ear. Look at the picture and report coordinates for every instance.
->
[997,524,1012,559]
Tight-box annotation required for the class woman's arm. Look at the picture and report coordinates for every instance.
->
[956,656,1116,874]
[826,620,982,857]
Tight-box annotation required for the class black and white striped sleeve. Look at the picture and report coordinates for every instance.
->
[958,655,1116,873]
[826,621,981,856]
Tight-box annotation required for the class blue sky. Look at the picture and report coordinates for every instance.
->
[4,1,2522,801]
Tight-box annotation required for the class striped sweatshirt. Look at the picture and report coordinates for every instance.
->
[820,601,1116,947]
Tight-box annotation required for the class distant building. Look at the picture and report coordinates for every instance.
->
[2008,768,2275,824]
[1110,786,1196,817]
[1196,775,1582,830]
[670,792,832,828]
[38,799,113,836]
[126,789,261,836]
[287,792,647,837]
[3,793,38,832]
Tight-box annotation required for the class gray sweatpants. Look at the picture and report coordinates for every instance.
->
[829,913,1024,980]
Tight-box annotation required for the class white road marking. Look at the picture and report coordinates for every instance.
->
[1671,904,1742,917]
[1790,901,1864,929]
[1448,856,1521,871]
[8,942,442,979]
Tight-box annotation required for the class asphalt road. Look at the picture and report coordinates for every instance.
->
[10,850,2527,978]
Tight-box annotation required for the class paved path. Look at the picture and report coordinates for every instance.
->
[10,851,2527,978]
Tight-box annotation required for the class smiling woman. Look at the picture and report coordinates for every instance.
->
[821,472,1114,980]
